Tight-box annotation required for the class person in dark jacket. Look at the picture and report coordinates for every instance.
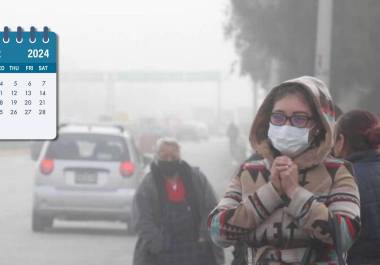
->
[132,137,224,265]
[333,109,380,265]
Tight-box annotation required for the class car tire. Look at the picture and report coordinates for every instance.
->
[32,210,53,232]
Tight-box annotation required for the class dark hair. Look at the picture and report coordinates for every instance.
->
[271,83,319,117]
[271,83,325,144]
[336,110,380,152]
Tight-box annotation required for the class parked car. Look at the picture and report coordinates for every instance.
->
[31,123,150,233]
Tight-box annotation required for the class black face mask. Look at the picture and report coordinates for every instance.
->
[157,160,180,177]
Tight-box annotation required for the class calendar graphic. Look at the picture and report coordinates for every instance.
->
[0,26,57,140]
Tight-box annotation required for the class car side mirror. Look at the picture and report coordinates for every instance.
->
[30,142,43,161]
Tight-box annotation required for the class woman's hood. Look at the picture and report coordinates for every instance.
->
[249,76,336,169]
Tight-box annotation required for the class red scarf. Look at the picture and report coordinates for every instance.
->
[165,177,186,202]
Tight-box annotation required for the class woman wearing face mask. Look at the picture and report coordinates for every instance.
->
[132,138,224,265]
[208,76,360,265]
[333,110,380,265]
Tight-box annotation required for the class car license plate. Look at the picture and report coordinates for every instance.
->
[75,172,98,184]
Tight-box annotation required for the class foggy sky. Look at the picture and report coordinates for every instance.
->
[3,0,254,122]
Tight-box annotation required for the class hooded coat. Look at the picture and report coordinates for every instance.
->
[208,76,360,265]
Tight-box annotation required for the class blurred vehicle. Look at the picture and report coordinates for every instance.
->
[31,123,150,233]
[136,118,170,154]
[176,121,209,141]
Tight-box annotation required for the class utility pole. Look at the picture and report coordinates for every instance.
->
[315,0,333,86]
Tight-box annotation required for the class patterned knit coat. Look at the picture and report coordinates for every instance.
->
[208,76,361,265]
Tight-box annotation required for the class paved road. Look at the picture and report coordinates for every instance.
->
[0,137,238,265]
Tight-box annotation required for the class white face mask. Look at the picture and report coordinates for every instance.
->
[268,124,310,157]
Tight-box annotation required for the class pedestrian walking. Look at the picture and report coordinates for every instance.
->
[133,137,224,265]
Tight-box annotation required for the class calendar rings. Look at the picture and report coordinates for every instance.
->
[2,26,10,43]
[29,26,37,43]
[16,26,23,43]
[1,26,52,43]
[43,26,49,43]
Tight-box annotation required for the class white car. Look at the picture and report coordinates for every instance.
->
[31,123,149,232]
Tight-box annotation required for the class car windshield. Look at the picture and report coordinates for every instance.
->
[45,133,130,161]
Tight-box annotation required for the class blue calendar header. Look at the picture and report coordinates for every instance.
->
[0,31,56,73]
